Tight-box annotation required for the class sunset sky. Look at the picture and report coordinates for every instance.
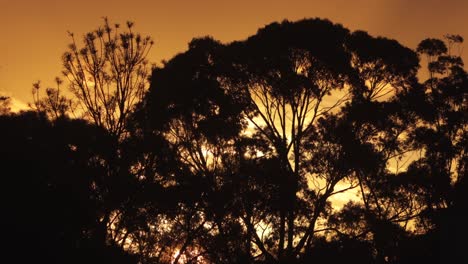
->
[1,0,467,109]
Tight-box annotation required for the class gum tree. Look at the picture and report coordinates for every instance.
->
[62,17,153,138]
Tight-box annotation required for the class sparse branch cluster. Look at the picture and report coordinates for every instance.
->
[61,17,153,137]
[31,78,75,119]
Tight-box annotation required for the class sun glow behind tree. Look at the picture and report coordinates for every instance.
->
[4,14,466,264]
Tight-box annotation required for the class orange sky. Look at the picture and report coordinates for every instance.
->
[1,0,467,108]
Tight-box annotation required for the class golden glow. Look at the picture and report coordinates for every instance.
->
[1,0,468,106]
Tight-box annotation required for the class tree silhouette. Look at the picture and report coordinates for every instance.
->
[134,18,440,263]
[405,35,467,263]
[31,18,156,258]
[334,29,421,263]
[9,17,466,264]
[0,112,137,263]
[129,37,249,263]
[64,18,153,138]
[31,78,76,119]
[219,19,357,262]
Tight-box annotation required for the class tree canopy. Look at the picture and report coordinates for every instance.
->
[2,18,466,264]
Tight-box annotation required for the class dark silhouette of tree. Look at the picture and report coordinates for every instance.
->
[404,35,467,263]
[33,17,153,139]
[129,37,249,263]
[134,18,437,263]
[63,18,153,136]
[332,30,422,263]
[0,112,137,264]
[7,16,466,264]
[31,78,76,119]
[219,19,357,262]
[30,18,156,260]
[62,17,153,139]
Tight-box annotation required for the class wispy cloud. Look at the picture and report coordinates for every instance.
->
[9,97,29,112]
[0,91,29,113]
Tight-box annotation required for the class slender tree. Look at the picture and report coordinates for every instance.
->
[62,17,153,138]
[31,78,75,119]
[136,18,425,263]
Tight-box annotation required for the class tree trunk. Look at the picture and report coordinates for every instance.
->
[278,210,285,259]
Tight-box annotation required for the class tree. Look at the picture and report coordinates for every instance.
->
[413,35,466,221]
[405,35,467,263]
[130,37,248,263]
[16,16,466,264]
[334,30,421,263]
[61,17,153,138]
[59,18,155,251]
[0,112,137,264]
[31,78,75,119]
[134,18,426,263]
[29,19,155,259]
[221,19,355,262]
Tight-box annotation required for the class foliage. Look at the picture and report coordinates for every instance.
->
[8,17,467,264]
[0,112,137,264]
[32,18,153,139]
[31,78,75,119]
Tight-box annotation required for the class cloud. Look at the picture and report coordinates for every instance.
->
[9,97,29,112]
[0,91,29,113]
